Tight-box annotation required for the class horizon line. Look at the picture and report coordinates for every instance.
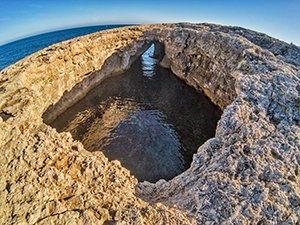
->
[0,23,141,47]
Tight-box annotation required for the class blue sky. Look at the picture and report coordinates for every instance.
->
[0,0,299,46]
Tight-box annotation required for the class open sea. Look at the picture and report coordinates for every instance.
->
[0,25,129,71]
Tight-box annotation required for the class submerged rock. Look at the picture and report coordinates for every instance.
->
[0,23,300,224]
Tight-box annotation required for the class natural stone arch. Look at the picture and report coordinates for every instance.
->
[42,39,170,124]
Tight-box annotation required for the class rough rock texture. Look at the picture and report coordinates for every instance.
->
[1,23,300,224]
[137,24,300,224]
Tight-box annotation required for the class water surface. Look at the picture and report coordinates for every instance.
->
[50,45,222,182]
[0,25,129,71]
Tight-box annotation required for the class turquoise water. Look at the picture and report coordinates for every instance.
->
[50,45,222,182]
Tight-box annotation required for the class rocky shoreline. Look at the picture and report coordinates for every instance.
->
[1,23,300,224]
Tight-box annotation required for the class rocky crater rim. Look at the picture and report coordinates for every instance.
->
[42,25,239,125]
[1,23,300,224]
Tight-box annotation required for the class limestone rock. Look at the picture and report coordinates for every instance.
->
[1,23,300,224]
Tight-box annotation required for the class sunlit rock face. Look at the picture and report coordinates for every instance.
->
[49,45,222,182]
[1,23,300,224]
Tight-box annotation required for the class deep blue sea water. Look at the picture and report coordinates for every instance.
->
[0,25,129,71]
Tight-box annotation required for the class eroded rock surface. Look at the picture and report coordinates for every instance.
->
[1,23,300,224]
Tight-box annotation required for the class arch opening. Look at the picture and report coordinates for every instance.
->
[43,41,161,124]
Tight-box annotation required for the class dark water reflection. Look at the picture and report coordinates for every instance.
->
[50,45,222,182]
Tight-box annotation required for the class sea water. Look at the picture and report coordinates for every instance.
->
[0,25,128,71]
[50,45,222,182]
